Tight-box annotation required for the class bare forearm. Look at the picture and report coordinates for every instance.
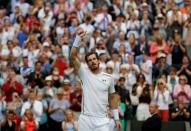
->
[109,93,119,109]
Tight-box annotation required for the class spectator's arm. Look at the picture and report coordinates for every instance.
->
[171,111,180,119]
[179,43,186,53]
[32,102,43,118]
[183,110,190,119]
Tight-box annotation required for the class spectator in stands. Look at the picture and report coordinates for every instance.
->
[177,55,191,85]
[20,109,37,131]
[70,80,82,118]
[1,110,16,131]
[171,99,190,121]
[153,79,170,121]
[167,67,179,94]
[27,61,45,89]
[62,79,73,101]
[61,109,78,131]
[126,54,140,92]
[21,91,43,128]
[2,69,23,102]
[0,91,6,122]
[173,75,191,105]
[170,29,186,68]
[153,53,170,81]
[48,88,70,131]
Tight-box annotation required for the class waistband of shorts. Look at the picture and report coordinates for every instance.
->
[81,112,109,118]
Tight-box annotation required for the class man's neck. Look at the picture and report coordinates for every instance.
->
[91,68,101,74]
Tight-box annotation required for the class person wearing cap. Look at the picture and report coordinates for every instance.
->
[142,102,162,131]
[43,75,57,102]
[152,53,170,81]
[70,28,121,131]
[48,87,70,131]
[62,79,72,101]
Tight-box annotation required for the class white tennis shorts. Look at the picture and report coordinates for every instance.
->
[78,114,110,131]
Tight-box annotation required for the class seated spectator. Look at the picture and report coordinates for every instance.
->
[153,79,170,121]
[125,54,140,92]
[62,79,73,101]
[140,52,153,85]
[167,67,179,94]
[131,74,150,117]
[20,91,43,128]
[2,69,23,102]
[61,109,78,131]
[27,61,45,89]
[171,99,190,121]
[115,76,130,104]
[135,78,152,121]
[70,80,82,118]
[0,91,6,122]
[43,75,57,103]
[7,91,22,115]
[173,75,191,105]
[153,53,170,81]
[149,35,169,64]
[1,110,16,131]
[170,30,186,68]
[36,91,48,131]
[48,88,70,131]
[177,55,191,85]
[20,109,38,131]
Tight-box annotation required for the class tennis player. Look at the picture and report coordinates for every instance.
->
[70,28,121,131]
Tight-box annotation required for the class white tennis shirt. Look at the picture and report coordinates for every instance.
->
[78,63,115,117]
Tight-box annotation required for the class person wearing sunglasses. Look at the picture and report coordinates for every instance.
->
[153,79,170,121]
[173,75,191,105]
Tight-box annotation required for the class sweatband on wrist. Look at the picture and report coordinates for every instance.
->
[73,35,81,47]
[112,109,119,120]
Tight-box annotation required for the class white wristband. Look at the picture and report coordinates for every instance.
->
[112,109,119,120]
[73,35,82,47]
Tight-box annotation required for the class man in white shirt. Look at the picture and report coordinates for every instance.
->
[21,91,43,128]
[70,28,121,131]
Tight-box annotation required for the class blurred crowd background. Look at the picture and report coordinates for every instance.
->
[0,0,191,131]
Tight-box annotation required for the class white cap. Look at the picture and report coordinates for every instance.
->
[63,79,70,84]
[45,75,52,81]
[43,42,50,47]
[142,2,148,7]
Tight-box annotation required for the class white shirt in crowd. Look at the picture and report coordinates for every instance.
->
[21,100,43,123]
[78,63,115,117]
[153,89,170,110]
[141,59,152,85]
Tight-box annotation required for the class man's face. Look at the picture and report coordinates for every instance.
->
[149,104,157,114]
[87,54,99,71]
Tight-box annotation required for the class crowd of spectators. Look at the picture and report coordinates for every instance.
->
[0,0,191,131]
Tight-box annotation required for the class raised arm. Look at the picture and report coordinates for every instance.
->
[70,28,86,71]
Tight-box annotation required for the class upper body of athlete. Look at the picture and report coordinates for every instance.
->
[70,28,121,131]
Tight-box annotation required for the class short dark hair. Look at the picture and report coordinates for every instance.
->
[85,51,99,63]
